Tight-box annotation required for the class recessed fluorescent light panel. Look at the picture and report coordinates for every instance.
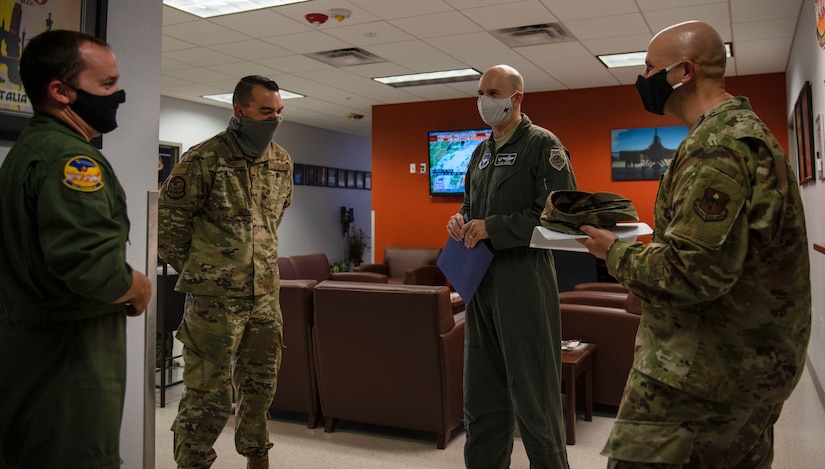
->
[597,43,733,69]
[163,0,309,18]
[202,89,305,104]
[374,69,481,88]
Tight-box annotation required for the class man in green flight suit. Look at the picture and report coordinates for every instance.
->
[0,30,152,468]
[579,21,811,468]
[446,64,577,468]
[159,75,293,469]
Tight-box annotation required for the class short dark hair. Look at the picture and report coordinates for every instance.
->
[232,75,280,107]
[20,29,109,110]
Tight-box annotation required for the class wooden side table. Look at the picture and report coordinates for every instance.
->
[561,342,596,445]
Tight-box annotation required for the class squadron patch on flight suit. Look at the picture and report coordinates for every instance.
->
[166,176,186,199]
[694,187,730,221]
[478,153,492,169]
[63,156,104,192]
[495,153,517,166]
[549,149,566,171]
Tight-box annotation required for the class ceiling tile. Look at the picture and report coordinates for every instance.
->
[163,21,251,46]
[462,0,558,30]
[390,11,482,38]
[163,48,240,67]
[732,17,798,41]
[263,31,351,54]
[731,0,802,22]
[322,21,416,46]
[539,0,639,20]
[366,40,446,61]
[208,9,311,35]
[730,37,792,75]
[580,34,653,55]
[348,0,454,20]
[256,54,335,73]
[208,40,294,61]
[162,35,196,52]
[164,67,236,83]
[426,32,510,55]
[564,13,649,40]
[642,3,731,33]
[635,0,725,12]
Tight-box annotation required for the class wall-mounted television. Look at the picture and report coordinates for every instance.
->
[429,128,491,195]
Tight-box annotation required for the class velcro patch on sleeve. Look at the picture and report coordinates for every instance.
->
[165,176,186,199]
[549,148,567,171]
[63,156,104,192]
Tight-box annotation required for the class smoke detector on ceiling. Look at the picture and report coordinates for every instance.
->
[328,8,351,22]
[305,13,328,26]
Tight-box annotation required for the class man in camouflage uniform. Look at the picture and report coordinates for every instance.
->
[446,64,576,468]
[159,75,293,469]
[579,22,810,468]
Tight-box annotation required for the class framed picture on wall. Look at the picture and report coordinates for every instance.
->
[327,167,337,187]
[610,126,689,181]
[0,0,108,141]
[346,169,356,188]
[355,171,364,189]
[318,167,327,187]
[365,172,372,190]
[793,81,815,184]
[293,163,305,185]
[337,168,347,188]
[306,165,317,185]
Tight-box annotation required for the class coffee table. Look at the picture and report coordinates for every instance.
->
[561,342,595,445]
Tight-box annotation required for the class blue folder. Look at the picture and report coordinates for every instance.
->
[436,236,494,305]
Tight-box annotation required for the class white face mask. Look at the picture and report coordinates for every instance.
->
[477,92,516,127]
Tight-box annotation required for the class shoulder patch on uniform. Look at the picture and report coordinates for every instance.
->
[166,176,186,199]
[694,187,730,221]
[478,153,492,169]
[63,156,104,192]
[549,149,566,171]
[170,162,189,175]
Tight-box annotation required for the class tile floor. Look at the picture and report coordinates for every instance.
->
[154,366,825,468]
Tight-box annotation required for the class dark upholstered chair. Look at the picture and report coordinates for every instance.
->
[354,246,445,285]
[277,256,297,280]
[268,279,320,428]
[312,281,464,449]
[289,253,388,283]
[559,290,642,407]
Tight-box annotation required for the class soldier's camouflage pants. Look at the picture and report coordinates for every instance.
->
[602,369,782,469]
[171,292,283,469]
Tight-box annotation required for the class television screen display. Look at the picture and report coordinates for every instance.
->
[429,129,491,195]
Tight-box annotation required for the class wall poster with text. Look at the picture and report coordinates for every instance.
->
[1,0,85,117]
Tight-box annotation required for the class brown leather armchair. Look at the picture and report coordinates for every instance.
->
[559,291,642,407]
[289,253,388,283]
[277,256,297,280]
[572,281,628,293]
[268,279,320,428]
[354,246,445,285]
[312,281,464,449]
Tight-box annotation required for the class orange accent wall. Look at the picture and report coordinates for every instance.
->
[371,73,787,261]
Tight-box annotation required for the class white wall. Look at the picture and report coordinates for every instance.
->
[159,96,373,262]
[787,4,825,402]
[105,0,164,467]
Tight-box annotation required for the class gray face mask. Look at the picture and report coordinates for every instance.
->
[227,115,283,157]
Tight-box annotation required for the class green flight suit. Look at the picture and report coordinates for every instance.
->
[461,114,577,469]
[159,130,293,467]
[0,114,133,468]
[602,97,811,467]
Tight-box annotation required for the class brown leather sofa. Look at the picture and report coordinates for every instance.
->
[558,289,642,407]
[289,253,388,283]
[355,246,446,285]
[268,279,321,428]
[312,281,465,449]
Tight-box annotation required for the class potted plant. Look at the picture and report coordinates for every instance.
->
[346,227,370,268]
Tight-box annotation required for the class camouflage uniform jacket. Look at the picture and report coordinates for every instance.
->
[158,130,293,297]
[606,97,811,406]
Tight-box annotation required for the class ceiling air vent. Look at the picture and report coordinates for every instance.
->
[491,23,574,48]
[307,47,386,67]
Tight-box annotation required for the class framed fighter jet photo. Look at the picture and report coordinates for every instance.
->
[610,126,688,181]
[0,0,108,141]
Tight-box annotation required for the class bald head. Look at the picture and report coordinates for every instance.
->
[650,21,726,80]
[480,65,524,94]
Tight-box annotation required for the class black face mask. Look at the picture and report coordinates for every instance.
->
[67,85,126,134]
[635,62,683,115]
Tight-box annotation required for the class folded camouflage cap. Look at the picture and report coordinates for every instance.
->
[540,190,639,234]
